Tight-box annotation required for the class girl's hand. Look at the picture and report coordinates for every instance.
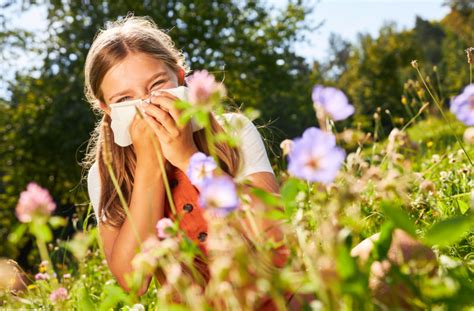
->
[130,111,164,166]
[141,92,198,172]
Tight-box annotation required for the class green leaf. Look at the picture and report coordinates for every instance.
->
[77,284,95,311]
[337,244,356,279]
[194,110,210,127]
[98,284,132,311]
[265,209,287,221]
[8,223,27,244]
[49,216,67,228]
[424,215,474,247]
[30,223,53,242]
[280,178,306,215]
[174,99,192,110]
[373,222,394,261]
[250,188,283,207]
[457,199,469,215]
[381,201,416,237]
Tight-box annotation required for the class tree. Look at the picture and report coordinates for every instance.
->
[0,0,315,266]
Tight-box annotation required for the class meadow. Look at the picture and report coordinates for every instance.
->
[1,59,473,310]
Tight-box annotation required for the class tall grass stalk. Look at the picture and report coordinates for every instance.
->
[412,61,473,166]
[102,122,141,245]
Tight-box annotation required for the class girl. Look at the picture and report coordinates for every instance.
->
[83,15,291,308]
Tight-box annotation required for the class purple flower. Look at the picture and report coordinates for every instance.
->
[187,70,226,105]
[186,152,217,188]
[312,85,355,121]
[288,127,345,184]
[156,217,173,239]
[199,176,239,217]
[450,84,474,126]
[16,182,56,223]
[49,287,68,303]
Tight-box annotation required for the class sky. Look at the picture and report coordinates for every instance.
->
[1,0,450,98]
[277,0,450,62]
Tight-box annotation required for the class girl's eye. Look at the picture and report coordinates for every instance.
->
[151,80,166,90]
[116,96,132,103]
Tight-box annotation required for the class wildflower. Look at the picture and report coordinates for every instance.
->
[420,180,436,193]
[35,273,50,281]
[312,85,355,121]
[165,263,182,285]
[49,287,68,303]
[288,127,345,184]
[156,217,173,239]
[411,60,418,68]
[186,152,217,188]
[450,84,474,126]
[465,47,473,64]
[16,183,56,223]
[187,70,226,106]
[280,139,294,156]
[132,236,160,275]
[199,176,239,217]
[463,127,474,144]
[130,304,146,311]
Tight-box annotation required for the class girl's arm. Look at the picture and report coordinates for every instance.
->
[99,158,165,295]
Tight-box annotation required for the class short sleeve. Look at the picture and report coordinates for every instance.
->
[218,113,274,179]
[87,162,101,221]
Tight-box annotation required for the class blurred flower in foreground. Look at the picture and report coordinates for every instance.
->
[463,127,474,144]
[16,182,56,223]
[186,152,217,188]
[130,304,146,311]
[49,287,68,303]
[187,70,226,106]
[288,127,345,184]
[199,176,239,217]
[156,217,173,239]
[312,85,355,121]
[450,84,474,126]
[132,236,160,275]
[280,139,294,156]
[35,273,50,281]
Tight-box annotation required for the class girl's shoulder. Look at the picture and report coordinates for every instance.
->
[216,112,274,179]
[216,112,252,128]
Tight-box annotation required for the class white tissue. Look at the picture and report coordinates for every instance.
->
[109,86,202,147]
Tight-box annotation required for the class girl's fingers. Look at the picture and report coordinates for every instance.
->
[142,104,179,137]
[143,115,168,140]
[149,92,182,123]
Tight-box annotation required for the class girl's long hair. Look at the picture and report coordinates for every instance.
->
[83,15,240,228]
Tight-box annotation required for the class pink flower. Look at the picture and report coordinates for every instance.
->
[49,287,68,303]
[187,70,226,105]
[35,272,50,281]
[16,182,56,223]
[156,217,173,239]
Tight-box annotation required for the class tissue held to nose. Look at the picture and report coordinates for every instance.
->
[109,86,201,147]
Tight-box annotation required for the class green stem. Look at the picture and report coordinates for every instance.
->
[434,69,443,101]
[414,67,473,166]
[106,163,142,245]
[150,135,177,216]
[35,237,58,286]
[204,112,218,161]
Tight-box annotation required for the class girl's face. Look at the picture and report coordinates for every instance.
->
[100,52,183,114]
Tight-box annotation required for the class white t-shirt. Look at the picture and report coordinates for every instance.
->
[87,112,274,220]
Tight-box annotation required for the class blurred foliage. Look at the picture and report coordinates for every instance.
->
[0,0,472,272]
